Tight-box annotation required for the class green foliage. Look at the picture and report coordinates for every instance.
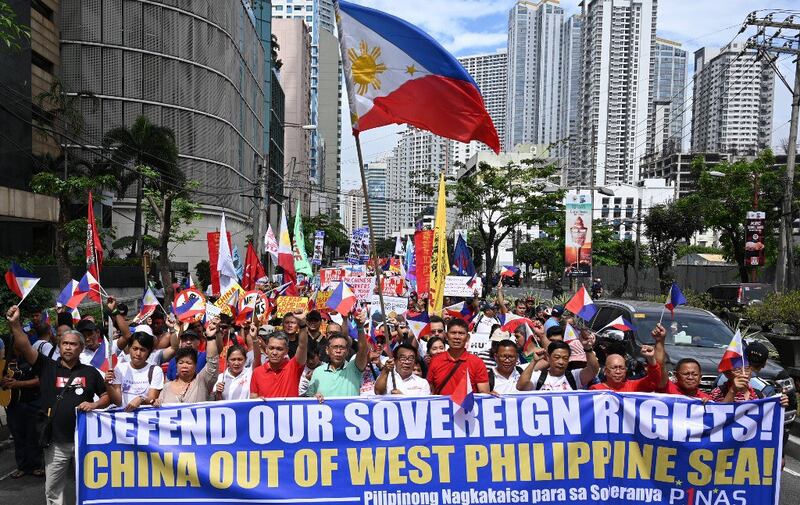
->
[301,214,350,259]
[644,198,704,291]
[682,289,716,312]
[516,239,562,274]
[453,159,563,293]
[745,291,800,334]
[374,238,395,257]
[591,221,618,266]
[675,244,724,259]
[112,235,160,251]
[195,260,211,291]
[692,150,786,281]
[0,0,30,51]
[466,230,484,269]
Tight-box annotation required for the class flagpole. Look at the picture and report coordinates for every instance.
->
[355,134,388,325]
[658,283,671,325]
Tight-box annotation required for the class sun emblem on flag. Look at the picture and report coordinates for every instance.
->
[348,41,387,95]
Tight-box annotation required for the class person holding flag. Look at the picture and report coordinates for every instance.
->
[86,191,104,303]
[6,305,109,505]
[306,309,369,402]
[4,262,41,305]
[590,325,665,393]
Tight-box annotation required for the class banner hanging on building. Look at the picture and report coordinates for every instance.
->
[565,191,592,278]
[76,394,782,505]
[745,211,766,267]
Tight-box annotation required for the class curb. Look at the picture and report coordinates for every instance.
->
[788,433,800,462]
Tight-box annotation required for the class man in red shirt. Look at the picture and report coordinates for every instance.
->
[659,358,712,401]
[250,329,308,398]
[590,324,664,392]
[427,318,489,395]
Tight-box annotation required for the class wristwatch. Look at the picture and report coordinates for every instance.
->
[584,347,594,353]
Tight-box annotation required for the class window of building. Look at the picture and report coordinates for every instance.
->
[274,5,283,11]
[31,50,54,74]
[32,0,53,20]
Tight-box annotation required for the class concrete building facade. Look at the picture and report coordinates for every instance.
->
[691,42,774,155]
[272,18,312,216]
[60,0,265,270]
[559,13,584,186]
[457,50,507,155]
[578,0,657,186]
[364,160,388,239]
[342,188,364,238]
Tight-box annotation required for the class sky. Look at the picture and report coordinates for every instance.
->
[338,0,798,191]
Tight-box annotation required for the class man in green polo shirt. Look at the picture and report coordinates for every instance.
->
[306,312,368,400]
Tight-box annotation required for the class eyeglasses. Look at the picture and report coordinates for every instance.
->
[329,345,348,351]
[431,329,445,334]
[396,356,416,362]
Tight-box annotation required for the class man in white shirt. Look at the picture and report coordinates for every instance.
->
[489,340,523,394]
[374,344,431,396]
[516,340,599,392]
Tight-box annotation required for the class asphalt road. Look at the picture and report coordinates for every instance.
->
[0,440,798,505]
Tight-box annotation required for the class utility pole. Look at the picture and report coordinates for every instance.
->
[254,154,268,257]
[634,198,642,297]
[744,13,800,292]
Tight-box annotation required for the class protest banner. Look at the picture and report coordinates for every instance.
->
[379,276,405,296]
[468,331,491,354]
[332,275,376,302]
[76,394,782,505]
[320,268,347,289]
[414,229,434,295]
[444,275,483,297]
[275,296,310,315]
[369,294,408,316]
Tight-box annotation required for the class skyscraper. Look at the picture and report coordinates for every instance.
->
[364,160,388,239]
[456,50,507,156]
[386,129,452,237]
[271,0,341,218]
[559,13,583,185]
[342,188,364,237]
[691,42,774,155]
[578,0,657,186]
[650,37,687,156]
[506,0,564,150]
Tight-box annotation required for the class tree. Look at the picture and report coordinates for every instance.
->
[692,151,786,282]
[611,240,637,294]
[452,159,563,295]
[0,0,30,50]
[302,214,349,262]
[517,239,561,275]
[591,221,618,266]
[140,164,199,305]
[103,116,182,258]
[374,238,395,257]
[644,198,703,291]
[30,154,116,285]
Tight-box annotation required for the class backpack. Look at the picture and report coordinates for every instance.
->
[488,366,524,391]
[35,340,57,360]
[534,369,578,391]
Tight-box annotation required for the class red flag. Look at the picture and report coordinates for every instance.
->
[241,242,267,291]
[86,192,103,302]
[207,231,232,295]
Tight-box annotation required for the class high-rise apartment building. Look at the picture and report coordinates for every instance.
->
[386,129,452,237]
[691,42,774,155]
[60,0,266,269]
[364,160,388,239]
[272,18,312,216]
[456,50,507,155]
[559,13,583,185]
[578,0,657,186]
[650,37,687,156]
[342,188,364,237]
[272,0,341,218]
[506,0,564,150]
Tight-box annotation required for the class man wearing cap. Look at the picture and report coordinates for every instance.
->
[544,306,563,331]
[472,303,500,335]
[76,299,132,371]
[711,342,790,407]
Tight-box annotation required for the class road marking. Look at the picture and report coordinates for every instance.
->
[0,469,17,482]
[785,467,800,478]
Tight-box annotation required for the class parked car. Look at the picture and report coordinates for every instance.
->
[706,283,773,309]
[588,299,797,425]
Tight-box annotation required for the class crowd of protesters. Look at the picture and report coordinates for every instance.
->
[0,280,792,505]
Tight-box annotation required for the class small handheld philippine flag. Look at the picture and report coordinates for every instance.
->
[565,286,597,321]
[718,330,748,373]
[450,369,474,414]
[5,262,40,303]
[328,281,358,316]
[500,265,520,278]
[665,282,687,317]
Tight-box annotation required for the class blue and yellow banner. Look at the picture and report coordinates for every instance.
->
[76,392,783,505]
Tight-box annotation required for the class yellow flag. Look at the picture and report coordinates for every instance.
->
[430,173,449,315]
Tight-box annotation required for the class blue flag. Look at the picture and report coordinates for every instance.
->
[451,235,476,276]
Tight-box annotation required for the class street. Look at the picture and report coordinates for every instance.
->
[1,439,798,505]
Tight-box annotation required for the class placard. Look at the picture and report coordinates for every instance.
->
[444,275,483,297]
[274,296,310,316]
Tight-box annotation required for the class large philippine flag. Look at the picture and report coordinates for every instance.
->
[336,0,500,153]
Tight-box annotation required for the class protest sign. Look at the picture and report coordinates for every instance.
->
[368,294,408,316]
[320,268,347,288]
[379,276,405,296]
[444,275,483,297]
[316,290,333,311]
[274,296,309,315]
[468,331,491,354]
[414,229,434,295]
[332,275,375,302]
[77,394,782,505]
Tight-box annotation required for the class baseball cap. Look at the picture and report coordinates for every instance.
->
[133,324,154,336]
[744,342,769,367]
[551,305,564,317]
[75,319,98,333]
